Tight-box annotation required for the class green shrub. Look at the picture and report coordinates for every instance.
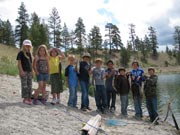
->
[89,84,95,97]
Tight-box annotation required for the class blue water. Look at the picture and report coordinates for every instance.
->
[157,74,180,126]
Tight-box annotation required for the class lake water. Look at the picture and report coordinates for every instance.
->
[157,74,180,127]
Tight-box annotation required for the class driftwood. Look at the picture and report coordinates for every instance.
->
[81,114,102,135]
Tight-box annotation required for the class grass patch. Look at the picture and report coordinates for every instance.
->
[0,44,19,76]
[0,56,18,75]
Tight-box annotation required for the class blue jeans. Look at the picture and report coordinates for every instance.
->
[146,96,158,121]
[37,73,49,82]
[80,81,89,108]
[68,86,77,107]
[120,95,128,115]
[133,96,143,117]
[95,85,107,109]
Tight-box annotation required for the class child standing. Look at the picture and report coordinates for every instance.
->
[144,67,159,124]
[65,55,78,108]
[105,60,117,113]
[114,67,130,117]
[79,53,92,111]
[33,45,49,105]
[49,48,65,105]
[92,58,107,114]
[16,39,33,105]
[130,61,144,119]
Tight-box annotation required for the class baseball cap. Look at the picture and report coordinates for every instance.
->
[23,39,32,46]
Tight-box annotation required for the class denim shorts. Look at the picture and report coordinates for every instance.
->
[37,73,49,82]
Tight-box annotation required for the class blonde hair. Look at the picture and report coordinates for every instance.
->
[36,44,49,58]
[21,45,33,60]
[68,54,75,60]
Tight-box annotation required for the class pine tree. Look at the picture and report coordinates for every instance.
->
[62,23,70,53]
[148,26,158,57]
[0,19,15,45]
[129,23,136,51]
[88,25,102,62]
[15,2,29,48]
[29,13,49,49]
[174,26,180,52]
[74,17,86,55]
[105,23,113,55]
[29,12,41,49]
[39,21,49,47]
[49,7,62,47]
[120,47,131,67]
[111,24,123,50]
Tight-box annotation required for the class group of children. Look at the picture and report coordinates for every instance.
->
[17,40,65,105]
[17,39,159,124]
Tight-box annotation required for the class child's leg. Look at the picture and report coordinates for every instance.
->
[111,91,116,109]
[34,81,44,99]
[95,85,101,110]
[52,93,56,99]
[120,95,128,115]
[42,81,47,99]
[151,96,158,121]
[106,91,111,109]
[101,85,107,109]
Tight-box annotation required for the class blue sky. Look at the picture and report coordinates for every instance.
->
[0,0,180,50]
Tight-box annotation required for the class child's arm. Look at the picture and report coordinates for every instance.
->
[17,60,25,76]
[33,56,39,75]
[59,50,65,60]
[106,69,115,79]
[46,57,50,74]
[66,77,69,88]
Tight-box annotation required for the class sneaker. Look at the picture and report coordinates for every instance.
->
[96,108,101,113]
[33,99,38,105]
[110,107,115,113]
[56,99,60,104]
[86,107,92,111]
[73,106,78,109]
[23,99,31,105]
[133,115,142,120]
[40,99,46,105]
[28,99,32,105]
[81,107,87,111]
[51,99,56,105]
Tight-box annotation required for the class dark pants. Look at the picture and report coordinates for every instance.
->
[80,80,89,108]
[132,83,143,117]
[107,90,116,109]
[95,85,107,109]
[146,96,158,122]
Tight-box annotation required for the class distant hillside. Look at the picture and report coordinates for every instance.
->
[0,44,179,75]
[0,44,19,58]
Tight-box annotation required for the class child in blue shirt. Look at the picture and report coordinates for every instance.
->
[130,61,144,119]
[65,55,78,108]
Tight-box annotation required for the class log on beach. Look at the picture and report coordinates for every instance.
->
[81,114,102,135]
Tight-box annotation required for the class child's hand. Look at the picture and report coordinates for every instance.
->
[35,71,39,75]
[20,70,25,77]
[132,76,135,80]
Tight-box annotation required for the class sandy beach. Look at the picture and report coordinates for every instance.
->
[0,74,179,135]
